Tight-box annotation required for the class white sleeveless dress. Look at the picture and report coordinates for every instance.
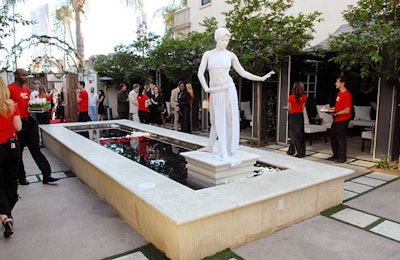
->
[208,49,241,166]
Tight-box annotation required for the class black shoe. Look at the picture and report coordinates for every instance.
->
[327,156,337,161]
[18,178,30,185]
[43,176,60,184]
[335,159,346,164]
[2,218,13,238]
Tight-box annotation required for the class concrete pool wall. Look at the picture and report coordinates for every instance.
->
[40,120,353,260]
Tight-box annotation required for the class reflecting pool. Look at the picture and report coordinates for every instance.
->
[69,124,197,188]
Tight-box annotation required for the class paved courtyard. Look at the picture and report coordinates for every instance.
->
[1,125,399,260]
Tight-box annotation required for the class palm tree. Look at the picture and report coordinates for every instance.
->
[54,5,75,49]
[69,0,143,69]
[69,0,86,68]
[155,0,186,38]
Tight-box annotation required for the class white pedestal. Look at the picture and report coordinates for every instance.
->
[181,150,260,187]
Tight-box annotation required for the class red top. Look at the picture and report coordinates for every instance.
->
[189,94,194,106]
[8,82,31,119]
[137,94,149,112]
[0,104,20,144]
[78,90,89,112]
[35,94,51,112]
[288,94,307,114]
[334,90,352,122]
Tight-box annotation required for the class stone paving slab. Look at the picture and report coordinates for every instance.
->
[344,181,374,193]
[351,176,387,187]
[348,160,376,168]
[367,171,399,181]
[331,208,380,228]
[371,220,400,242]
[345,180,400,222]
[343,190,359,200]
[115,251,149,260]
[233,216,400,260]
[264,144,285,149]
[310,152,332,159]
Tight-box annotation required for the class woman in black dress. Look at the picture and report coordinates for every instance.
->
[98,89,105,121]
[177,81,191,133]
[149,86,165,127]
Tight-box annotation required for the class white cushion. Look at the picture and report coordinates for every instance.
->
[361,130,372,139]
[354,105,371,120]
[241,101,252,120]
[316,104,333,124]
[349,119,375,128]
[304,124,327,134]
[303,107,310,125]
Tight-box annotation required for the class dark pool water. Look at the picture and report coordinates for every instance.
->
[71,125,195,187]
[68,124,282,189]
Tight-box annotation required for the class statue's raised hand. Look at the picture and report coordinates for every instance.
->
[261,70,275,81]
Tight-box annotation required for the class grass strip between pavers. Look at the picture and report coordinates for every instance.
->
[103,244,244,260]
[203,248,244,260]
[63,170,76,177]
[320,204,348,217]
[103,243,166,260]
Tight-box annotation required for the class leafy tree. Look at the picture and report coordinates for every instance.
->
[223,0,321,139]
[149,17,217,84]
[224,0,322,74]
[91,32,160,86]
[0,3,33,69]
[328,0,400,85]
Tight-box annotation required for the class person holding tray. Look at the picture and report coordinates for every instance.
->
[8,68,59,185]
[325,75,352,163]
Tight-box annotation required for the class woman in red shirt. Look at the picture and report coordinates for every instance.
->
[0,76,22,238]
[137,85,150,124]
[287,81,307,157]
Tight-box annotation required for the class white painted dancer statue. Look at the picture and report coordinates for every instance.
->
[197,27,275,166]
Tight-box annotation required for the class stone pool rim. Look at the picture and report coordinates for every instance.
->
[40,119,353,260]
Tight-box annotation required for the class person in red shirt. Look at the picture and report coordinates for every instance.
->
[76,81,90,122]
[8,68,59,185]
[326,75,353,163]
[287,81,307,157]
[0,76,22,238]
[137,85,150,124]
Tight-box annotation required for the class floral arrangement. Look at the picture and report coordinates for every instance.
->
[28,97,50,112]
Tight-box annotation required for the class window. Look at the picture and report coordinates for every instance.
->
[202,0,211,5]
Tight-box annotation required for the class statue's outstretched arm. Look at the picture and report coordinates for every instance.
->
[197,52,210,92]
[231,52,275,81]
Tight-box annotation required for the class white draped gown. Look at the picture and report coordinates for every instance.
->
[207,49,241,165]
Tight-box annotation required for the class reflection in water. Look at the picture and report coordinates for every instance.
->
[83,128,190,186]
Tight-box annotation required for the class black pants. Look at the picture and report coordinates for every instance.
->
[17,117,52,180]
[78,112,91,122]
[139,110,150,124]
[179,105,191,133]
[330,120,350,161]
[0,141,20,217]
[118,111,129,119]
[36,111,51,125]
[288,113,306,157]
